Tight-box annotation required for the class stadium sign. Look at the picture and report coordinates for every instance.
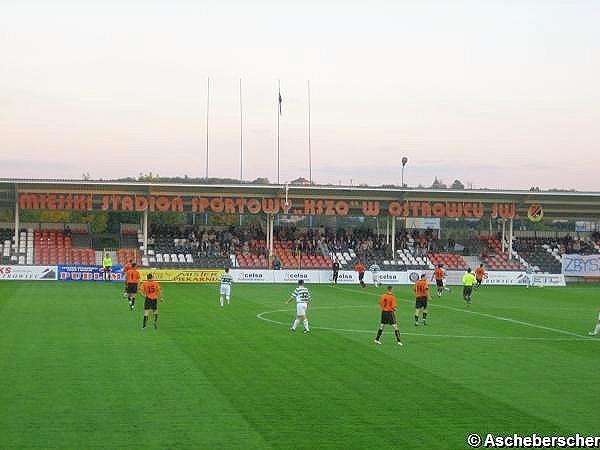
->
[334,271,359,284]
[2,267,566,286]
[530,273,566,286]
[231,270,274,283]
[18,193,519,219]
[374,271,408,284]
[58,265,124,281]
[561,254,600,277]
[479,271,529,285]
[0,265,57,280]
[138,269,222,283]
[275,270,320,283]
[527,204,544,223]
[406,217,441,230]
[409,270,565,287]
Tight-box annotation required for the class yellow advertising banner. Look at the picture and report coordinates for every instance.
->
[138,269,223,283]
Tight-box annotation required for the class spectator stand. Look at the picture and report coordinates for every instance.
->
[480,236,525,271]
[428,252,468,271]
[144,224,231,268]
[512,237,562,274]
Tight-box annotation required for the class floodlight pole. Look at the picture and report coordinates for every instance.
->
[308,80,312,184]
[501,219,506,252]
[206,77,210,179]
[143,209,148,259]
[240,77,243,181]
[508,218,514,261]
[14,197,20,252]
[277,80,281,184]
[391,217,396,256]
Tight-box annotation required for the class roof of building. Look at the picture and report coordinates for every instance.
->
[1,178,599,220]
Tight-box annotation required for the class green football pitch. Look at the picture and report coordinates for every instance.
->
[0,281,598,450]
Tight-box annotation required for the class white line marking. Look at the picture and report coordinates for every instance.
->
[255,307,595,342]
[434,302,588,338]
[333,286,589,339]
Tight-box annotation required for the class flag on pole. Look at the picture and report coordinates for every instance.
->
[278,90,282,116]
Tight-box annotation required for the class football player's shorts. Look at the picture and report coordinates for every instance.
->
[415,297,428,309]
[144,298,158,311]
[380,311,396,325]
[296,302,308,316]
[220,284,231,298]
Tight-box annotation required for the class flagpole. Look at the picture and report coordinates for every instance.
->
[206,77,210,179]
[240,77,243,182]
[277,79,281,184]
[308,80,312,184]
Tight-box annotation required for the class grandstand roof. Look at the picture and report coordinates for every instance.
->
[1,178,599,220]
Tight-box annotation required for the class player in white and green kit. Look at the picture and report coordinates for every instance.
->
[286,279,311,334]
[369,262,381,287]
[219,268,233,307]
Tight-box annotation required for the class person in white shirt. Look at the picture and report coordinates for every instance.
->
[369,262,381,287]
[286,279,311,334]
[219,268,233,307]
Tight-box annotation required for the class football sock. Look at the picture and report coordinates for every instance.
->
[143,316,148,328]
[303,319,309,331]
[414,315,419,323]
[291,319,299,330]
[422,312,428,320]
[394,330,401,341]
[593,324,600,334]
[376,329,383,340]
[219,296,224,307]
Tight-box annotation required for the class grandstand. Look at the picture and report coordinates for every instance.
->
[2,179,600,274]
[4,220,600,276]
[5,222,600,275]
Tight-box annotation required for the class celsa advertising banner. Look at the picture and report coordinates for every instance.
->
[273,270,321,283]
[0,265,57,280]
[58,265,124,281]
[374,271,409,285]
[230,270,274,283]
[332,270,359,284]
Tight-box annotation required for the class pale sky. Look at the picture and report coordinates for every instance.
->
[1,0,599,190]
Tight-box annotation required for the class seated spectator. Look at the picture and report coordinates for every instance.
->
[242,241,250,256]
